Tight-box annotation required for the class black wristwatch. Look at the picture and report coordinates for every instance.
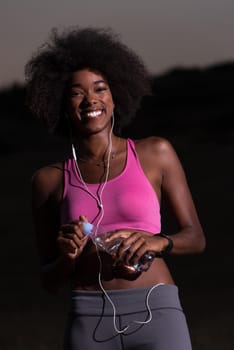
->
[154,233,173,257]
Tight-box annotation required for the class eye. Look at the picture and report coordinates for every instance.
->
[95,86,108,93]
[70,90,84,98]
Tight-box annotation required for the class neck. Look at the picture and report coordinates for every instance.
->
[74,132,119,162]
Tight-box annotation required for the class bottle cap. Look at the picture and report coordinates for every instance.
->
[83,222,94,235]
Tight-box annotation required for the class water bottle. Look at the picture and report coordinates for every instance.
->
[83,222,124,254]
[83,222,155,272]
[131,251,155,272]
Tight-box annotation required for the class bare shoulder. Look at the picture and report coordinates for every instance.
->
[134,136,176,159]
[32,162,63,188]
[31,162,64,206]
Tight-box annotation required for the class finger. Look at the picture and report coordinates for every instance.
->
[62,244,78,259]
[70,216,89,233]
[105,229,131,242]
[116,231,142,258]
[64,233,81,247]
[57,235,88,259]
[123,237,146,264]
[57,239,78,259]
[63,233,89,251]
[60,223,84,239]
[129,243,149,265]
[79,215,88,222]
[60,224,78,234]
[57,235,78,251]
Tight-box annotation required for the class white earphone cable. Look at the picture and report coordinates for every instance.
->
[72,113,164,333]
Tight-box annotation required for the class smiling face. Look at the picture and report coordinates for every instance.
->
[67,68,115,137]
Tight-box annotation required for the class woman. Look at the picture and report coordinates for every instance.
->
[25,27,205,350]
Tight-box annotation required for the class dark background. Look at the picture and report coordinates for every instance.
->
[0,62,234,349]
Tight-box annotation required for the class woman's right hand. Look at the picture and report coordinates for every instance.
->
[57,216,89,260]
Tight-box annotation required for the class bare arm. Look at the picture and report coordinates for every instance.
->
[158,138,206,254]
[32,165,88,293]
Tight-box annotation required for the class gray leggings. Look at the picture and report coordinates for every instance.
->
[64,284,192,350]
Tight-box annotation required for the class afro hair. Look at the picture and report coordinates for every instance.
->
[25,27,151,137]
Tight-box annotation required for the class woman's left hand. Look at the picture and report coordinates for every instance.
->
[107,230,168,266]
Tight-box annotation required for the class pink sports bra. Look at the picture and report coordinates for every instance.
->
[60,139,161,234]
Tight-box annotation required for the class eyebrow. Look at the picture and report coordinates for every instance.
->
[71,80,106,88]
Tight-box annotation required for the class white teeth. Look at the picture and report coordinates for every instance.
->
[85,110,102,118]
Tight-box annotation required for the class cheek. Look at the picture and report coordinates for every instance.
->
[66,105,82,124]
[107,96,115,109]
[67,100,81,113]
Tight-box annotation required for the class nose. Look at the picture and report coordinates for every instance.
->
[81,91,98,106]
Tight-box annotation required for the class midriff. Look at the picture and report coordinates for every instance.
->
[71,243,174,291]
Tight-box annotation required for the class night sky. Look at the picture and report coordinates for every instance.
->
[1,0,234,86]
